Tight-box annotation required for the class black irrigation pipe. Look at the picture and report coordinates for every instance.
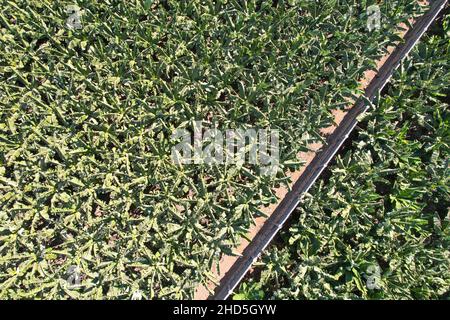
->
[211,0,448,300]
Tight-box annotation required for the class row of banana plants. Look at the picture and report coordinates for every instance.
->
[235,15,449,300]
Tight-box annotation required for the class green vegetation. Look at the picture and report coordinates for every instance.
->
[0,0,427,299]
[235,16,450,300]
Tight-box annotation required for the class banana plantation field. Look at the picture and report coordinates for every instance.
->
[0,0,442,300]
[235,16,450,300]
